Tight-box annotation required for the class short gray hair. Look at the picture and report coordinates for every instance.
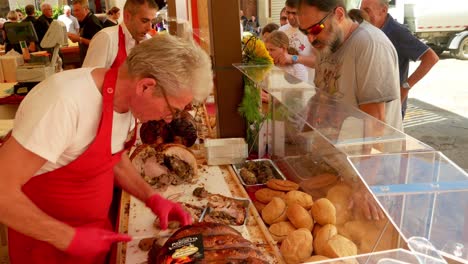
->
[40,2,52,11]
[127,34,213,103]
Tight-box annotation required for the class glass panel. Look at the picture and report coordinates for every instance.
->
[234,64,432,155]
[349,152,468,262]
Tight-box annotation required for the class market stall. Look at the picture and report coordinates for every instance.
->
[115,64,467,263]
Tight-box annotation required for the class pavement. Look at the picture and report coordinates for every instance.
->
[404,98,468,172]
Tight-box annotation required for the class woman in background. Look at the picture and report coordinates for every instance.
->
[3,11,21,53]
[102,6,120,28]
[264,30,308,82]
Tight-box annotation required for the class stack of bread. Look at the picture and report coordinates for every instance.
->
[255,179,359,264]
[325,184,395,255]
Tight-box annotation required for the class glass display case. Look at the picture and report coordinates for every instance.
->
[234,64,468,263]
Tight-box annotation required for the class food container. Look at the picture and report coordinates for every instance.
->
[204,138,248,165]
[232,159,287,187]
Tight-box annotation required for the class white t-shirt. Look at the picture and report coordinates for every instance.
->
[13,68,134,176]
[58,14,79,35]
[282,64,308,83]
[82,24,151,68]
[314,21,402,130]
[279,24,313,56]
[279,24,315,84]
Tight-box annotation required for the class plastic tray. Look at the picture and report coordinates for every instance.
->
[232,159,287,187]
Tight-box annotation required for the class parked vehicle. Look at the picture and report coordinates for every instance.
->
[389,0,468,60]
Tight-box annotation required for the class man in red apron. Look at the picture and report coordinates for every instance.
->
[0,34,213,263]
[82,0,160,68]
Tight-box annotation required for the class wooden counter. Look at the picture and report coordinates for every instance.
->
[115,165,283,264]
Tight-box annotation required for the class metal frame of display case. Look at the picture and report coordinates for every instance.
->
[234,64,468,263]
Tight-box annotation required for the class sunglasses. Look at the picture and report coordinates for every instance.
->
[299,10,333,36]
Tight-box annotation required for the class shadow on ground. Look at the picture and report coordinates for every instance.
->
[404,98,468,171]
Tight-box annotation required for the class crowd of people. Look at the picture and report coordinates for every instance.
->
[253,0,437,124]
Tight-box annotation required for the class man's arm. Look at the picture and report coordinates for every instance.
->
[82,30,113,68]
[401,48,439,102]
[278,53,316,68]
[0,137,75,250]
[113,151,156,202]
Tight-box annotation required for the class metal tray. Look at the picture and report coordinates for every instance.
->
[232,159,287,187]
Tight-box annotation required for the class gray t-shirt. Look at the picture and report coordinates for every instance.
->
[314,21,402,130]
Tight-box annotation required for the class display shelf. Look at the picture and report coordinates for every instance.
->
[235,64,468,263]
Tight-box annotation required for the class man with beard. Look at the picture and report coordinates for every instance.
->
[83,0,159,68]
[279,0,315,83]
[298,0,402,131]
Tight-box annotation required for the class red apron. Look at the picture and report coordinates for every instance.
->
[8,67,136,264]
[111,25,128,69]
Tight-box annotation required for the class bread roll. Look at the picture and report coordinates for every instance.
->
[303,255,330,262]
[312,223,322,239]
[322,234,357,258]
[311,198,336,225]
[342,220,376,243]
[326,184,352,225]
[253,200,267,212]
[327,184,352,205]
[261,197,287,225]
[286,203,314,231]
[314,224,337,256]
[300,173,338,190]
[266,179,299,191]
[280,228,313,264]
[269,221,296,242]
[255,188,285,204]
[284,190,313,209]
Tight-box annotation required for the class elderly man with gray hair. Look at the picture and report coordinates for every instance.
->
[35,2,54,46]
[361,0,439,119]
[0,34,213,263]
[58,5,80,35]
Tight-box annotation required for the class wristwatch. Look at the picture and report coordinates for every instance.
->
[402,81,411,89]
[291,55,298,64]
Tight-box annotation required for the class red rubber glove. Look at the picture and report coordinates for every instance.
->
[65,227,132,257]
[145,194,192,230]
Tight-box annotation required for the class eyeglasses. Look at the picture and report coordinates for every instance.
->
[160,87,182,119]
[299,10,333,36]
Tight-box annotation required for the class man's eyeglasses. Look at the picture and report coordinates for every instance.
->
[160,87,181,119]
[299,10,333,36]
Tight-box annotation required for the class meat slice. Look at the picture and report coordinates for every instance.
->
[130,143,198,188]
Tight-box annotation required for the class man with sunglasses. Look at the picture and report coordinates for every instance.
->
[278,0,316,83]
[298,0,402,131]
[298,0,402,223]
[0,34,213,263]
[361,0,439,119]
